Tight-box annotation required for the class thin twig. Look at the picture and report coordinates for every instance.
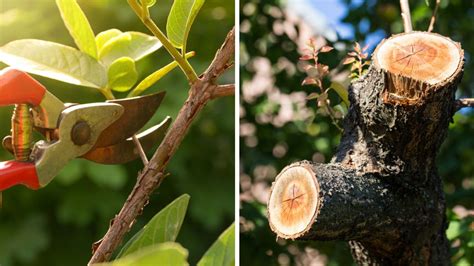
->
[127,0,198,83]
[88,27,235,264]
[132,135,149,165]
[400,0,413,33]
[428,0,441,32]
[455,98,474,110]
[211,84,235,99]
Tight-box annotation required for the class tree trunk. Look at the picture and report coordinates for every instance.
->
[267,31,464,265]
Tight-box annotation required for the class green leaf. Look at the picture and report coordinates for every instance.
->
[425,0,430,6]
[0,39,107,88]
[99,32,162,65]
[329,82,350,107]
[166,0,205,51]
[96,29,122,51]
[96,243,188,266]
[197,223,235,266]
[140,0,157,7]
[447,220,461,240]
[117,194,190,258]
[107,57,138,92]
[56,0,97,59]
[128,51,195,97]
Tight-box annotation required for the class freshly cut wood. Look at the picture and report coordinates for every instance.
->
[268,163,320,239]
[373,32,463,104]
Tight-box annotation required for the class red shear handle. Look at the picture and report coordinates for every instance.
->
[0,161,40,191]
[0,68,46,106]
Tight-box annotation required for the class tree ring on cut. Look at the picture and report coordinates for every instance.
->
[268,164,320,238]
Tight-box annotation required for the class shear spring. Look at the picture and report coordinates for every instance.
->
[12,104,33,161]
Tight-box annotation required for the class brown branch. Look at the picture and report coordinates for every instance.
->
[211,84,235,99]
[456,98,474,110]
[88,27,235,264]
[428,0,441,32]
[400,0,413,32]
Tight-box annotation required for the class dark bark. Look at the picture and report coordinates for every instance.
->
[268,32,464,265]
[330,64,461,265]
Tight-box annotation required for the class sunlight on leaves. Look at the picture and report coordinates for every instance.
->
[108,57,138,92]
[197,223,235,266]
[128,51,195,97]
[56,0,98,59]
[116,194,190,258]
[99,31,162,66]
[96,29,123,52]
[329,82,349,107]
[166,0,205,52]
[0,39,107,88]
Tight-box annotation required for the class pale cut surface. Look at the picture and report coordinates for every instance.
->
[268,165,319,238]
[375,32,461,85]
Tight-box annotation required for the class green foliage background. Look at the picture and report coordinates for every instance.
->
[0,0,234,265]
[240,0,473,265]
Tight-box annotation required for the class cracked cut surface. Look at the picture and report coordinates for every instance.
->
[374,32,462,85]
[268,165,320,238]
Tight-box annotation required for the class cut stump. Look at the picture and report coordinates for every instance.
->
[373,31,463,105]
[268,163,320,239]
[267,31,465,264]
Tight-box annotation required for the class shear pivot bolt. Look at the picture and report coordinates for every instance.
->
[71,121,91,146]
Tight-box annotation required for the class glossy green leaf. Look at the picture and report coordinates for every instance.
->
[0,39,107,88]
[99,32,162,65]
[107,57,138,92]
[197,223,235,266]
[96,29,122,51]
[56,0,97,59]
[128,51,195,97]
[96,243,188,266]
[117,194,190,258]
[329,82,350,107]
[166,0,205,51]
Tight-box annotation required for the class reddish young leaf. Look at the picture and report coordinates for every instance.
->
[319,46,334,53]
[354,42,361,53]
[317,64,329,77]
[299,54,313,61]
[302,77,317,85]
[348,51,358,57]
[342,57,356,65]
[362,44,369,52]
[303,64,315,71]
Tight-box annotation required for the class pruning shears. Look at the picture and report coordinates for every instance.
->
[0,68,171,191]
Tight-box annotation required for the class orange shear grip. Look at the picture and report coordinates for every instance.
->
[0,68,46,106]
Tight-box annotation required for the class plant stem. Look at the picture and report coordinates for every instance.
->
[428,0,441,32]
[100,87,115,100]
[400,0,413,32]
[128,0,198,83]
[88,27,235,264]
[128,51,196,98]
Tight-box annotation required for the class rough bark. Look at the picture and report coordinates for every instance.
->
[88,28,235,264]
[268,31,464,265]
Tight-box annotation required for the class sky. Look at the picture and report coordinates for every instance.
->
[287,0,386,51]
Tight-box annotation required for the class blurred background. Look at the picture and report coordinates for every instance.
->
[0,0,234,265]
[240,0,473,265]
